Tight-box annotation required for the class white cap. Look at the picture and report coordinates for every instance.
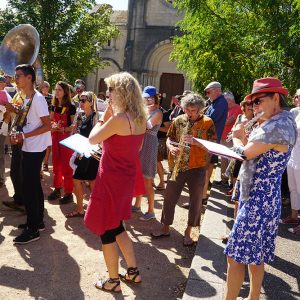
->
[204,81,221,91]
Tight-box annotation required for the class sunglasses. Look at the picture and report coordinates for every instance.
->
[251,95,270,106]
[79,98,88,103]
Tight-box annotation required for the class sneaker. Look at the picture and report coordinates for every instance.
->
[139,212,156,221]
[2,201,25,212]
[18,222,45,232]
[59,193,74,204]
[131,206,141,213]
[13,228,40,244]
[48,188,61,201]
[279,215,299,225]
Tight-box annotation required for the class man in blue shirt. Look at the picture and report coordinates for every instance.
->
[203,81,228,200]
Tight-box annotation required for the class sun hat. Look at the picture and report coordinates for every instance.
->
[245,77,288,100]
[204,81,221,91]
[142,86,157,98]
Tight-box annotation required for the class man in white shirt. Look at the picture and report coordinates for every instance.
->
[10,64,51,244]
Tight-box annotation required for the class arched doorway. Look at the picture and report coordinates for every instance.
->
[145,40,185,108]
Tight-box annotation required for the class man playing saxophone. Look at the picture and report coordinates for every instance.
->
[151,93,216,246]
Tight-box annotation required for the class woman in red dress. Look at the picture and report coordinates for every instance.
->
[84,72,146,293]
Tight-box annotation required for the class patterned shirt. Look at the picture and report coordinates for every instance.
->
[167,114,216,172]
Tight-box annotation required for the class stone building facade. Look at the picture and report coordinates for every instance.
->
[86,0,191,108]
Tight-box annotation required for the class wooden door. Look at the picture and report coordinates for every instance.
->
[98,78,107,94]
[159,73,184,109]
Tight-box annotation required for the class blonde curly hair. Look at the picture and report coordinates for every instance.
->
[105,72,146,125]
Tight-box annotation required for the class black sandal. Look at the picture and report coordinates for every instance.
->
[95,277,121,293]
[119,267,142,284]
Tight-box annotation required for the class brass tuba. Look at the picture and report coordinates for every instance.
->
[0,24,43,83]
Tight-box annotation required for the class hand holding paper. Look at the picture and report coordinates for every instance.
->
[193,138,244,161]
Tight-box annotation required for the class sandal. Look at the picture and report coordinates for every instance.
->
[95,277,121,293]
[119,267,142,284]
[288,225,300,235]
[156,184,165,190]
[65,210,85,218]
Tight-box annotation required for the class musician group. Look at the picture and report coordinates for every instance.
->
[0,64,299,298]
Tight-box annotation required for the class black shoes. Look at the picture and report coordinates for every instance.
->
[48,189,73,204]
[59,193,73,204]
[214,180,229,186]
[2,201,25,212]
[18,222,45,232]
[13,228,40,244]
[48,188,61,201]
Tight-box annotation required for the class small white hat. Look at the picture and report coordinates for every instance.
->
[204,81,221,91]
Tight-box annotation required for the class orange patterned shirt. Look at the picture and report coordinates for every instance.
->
[167,114,216,172]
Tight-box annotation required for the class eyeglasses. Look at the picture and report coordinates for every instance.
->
[108,87,114,92]
[79,98,88,103]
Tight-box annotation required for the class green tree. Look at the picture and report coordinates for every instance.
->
[171,0,300,100]
[0,0,119,86]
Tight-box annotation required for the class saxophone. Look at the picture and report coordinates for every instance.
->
[170,118,192,181]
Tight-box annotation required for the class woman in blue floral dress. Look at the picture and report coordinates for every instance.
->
[224,78,297,300]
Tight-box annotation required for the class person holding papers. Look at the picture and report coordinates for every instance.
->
[65,91,99,218]
[48,81,76,204]
[224,78,297,300]
[84,72,146,293]
[151,93,216,246]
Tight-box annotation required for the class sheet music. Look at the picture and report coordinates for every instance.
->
[193,138,244,161]
[59,133,100,158]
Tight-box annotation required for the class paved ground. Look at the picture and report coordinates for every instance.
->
[0,156,201,299]
[1,154,300,300]
[184,182,300,300]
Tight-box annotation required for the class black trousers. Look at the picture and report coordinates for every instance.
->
[22,150,46,232]
[10,145,24,205]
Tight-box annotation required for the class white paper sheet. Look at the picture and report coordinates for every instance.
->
[59,133,100,158]
[193,138,244,161]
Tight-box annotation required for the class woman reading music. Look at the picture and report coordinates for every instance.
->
[84,72,146,293]
[66,91,99,218]
[224,78,297,300]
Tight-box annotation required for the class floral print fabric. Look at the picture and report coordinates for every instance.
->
[225,147,292,264]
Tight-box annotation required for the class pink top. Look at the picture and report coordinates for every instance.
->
[221,104,242,140]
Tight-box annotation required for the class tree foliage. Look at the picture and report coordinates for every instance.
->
[0,0,119,86]
[171,0,300,100]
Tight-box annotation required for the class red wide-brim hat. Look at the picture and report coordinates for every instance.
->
[245,77,288,100]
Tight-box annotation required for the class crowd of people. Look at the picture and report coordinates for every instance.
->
[0,64,299,299]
